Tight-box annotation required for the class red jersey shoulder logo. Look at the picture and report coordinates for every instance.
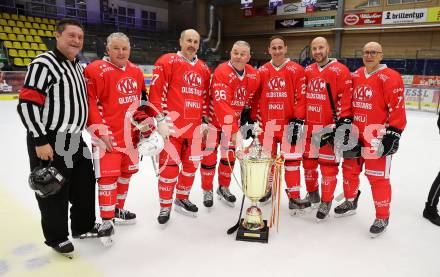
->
[117,77,138,95]
[268,77,286,90]
[183,71,203,87]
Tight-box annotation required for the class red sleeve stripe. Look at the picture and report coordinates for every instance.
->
[19,88,46,106]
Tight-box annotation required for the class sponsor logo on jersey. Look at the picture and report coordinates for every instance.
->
[266,91,287,98]
[185,100,201,108]
[306,92,326,100]
[308,77,326,92]
[329,66,342,75]
[117,77,138,95]
[352,101,372,110]
[378,73,390,82]
[268,77,286,90]
[286,65,297,73]
[307,104,321,112]
[268,102,284,110]
[246,73,257,79]
[353,85,373,101]
[183,71,203,87]
[353,113,367,123]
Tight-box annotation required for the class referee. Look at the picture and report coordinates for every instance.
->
[17,19,98,256]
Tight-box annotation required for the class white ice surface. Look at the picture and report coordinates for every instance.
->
[1,100,439,277]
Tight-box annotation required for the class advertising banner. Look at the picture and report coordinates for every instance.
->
[275,18,305,29]
[428,7,440,22]
[344,12,382,26]
[304,16,335,27]
[276,2,306,15]
[0,71,26,99]
[382,8,427,24]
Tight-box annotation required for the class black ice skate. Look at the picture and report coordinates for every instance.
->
[203,190,214,208]
[115,207,137,225]
[174,198,198,217]
[259,189,272,206]
[423,203,440,226]
[72,223,101,239]
[98,219,115,247]
[217,186,236,207]
[288,197,312,216]
[316,201,332,222]
[157,207,171,225]
[49,240,74,259]
[305,190,321,209]
[369,218,389,238]
[334,190,361,218]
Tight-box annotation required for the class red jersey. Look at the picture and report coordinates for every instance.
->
[209,62,259,134]
[252,59,306,136]
[85,58,146,148]
[304,59,352,126]
[149,52,211,138]
[351,65,406,133]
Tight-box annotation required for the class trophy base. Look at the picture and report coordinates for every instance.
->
[236,219,269,243]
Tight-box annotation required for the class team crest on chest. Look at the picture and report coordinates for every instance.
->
[183,71,203,87]
[308,77,326,92]
[268,77,286,90]
[117,77,138,95]
[353,85,373,101]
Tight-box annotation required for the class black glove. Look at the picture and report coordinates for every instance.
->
[378,126,402,157]
[240,107,255,140]
[287,118,304,145]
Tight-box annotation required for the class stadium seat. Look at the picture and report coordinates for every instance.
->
[19,15,27,22]
[32,22,39,29]
[25,35,34,42]
[39,43,48,51]
[18,49,27,57]
[45,30,53,37]
[25,22,32,28]
[0,19,7,26]
[22,42,30,49]
[8,20,16,27]
[24,58,31,66]
[17,34,25,41]
[40,23,47,30]
[30,42,39,50]
[42,18,49,24]
[14,57,25,66]
[7,33,17,41]
[12,41,22,49]
[12,26,21,34]
[47,25,54,31]
[38,29,45,37]
[11,14,19,21]
[21,28,29,35]
[49,19,56,25]
[27,50,36,58]
[27,16,34,22]
[29,29,37,36]
[33,36,42,43]
[9,49,18,57]
[3,41,13,49]
[35,17,42,23]
[16,21,24,28]
[0,26,2,32]
[4,26,12,33]
[2,13,11,20]
[0,33,7,40]
[36,50,43,55]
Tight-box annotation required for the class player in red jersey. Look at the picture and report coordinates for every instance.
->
[149,29,211,224]
[85,32,150,246]
[250,35,310,214]
[340,42,406,237]
[303,37,354,221]
[199,41,259,208]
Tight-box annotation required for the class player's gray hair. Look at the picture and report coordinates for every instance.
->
[106,32,130,47]
[180,29,200,40]
[232,40,251,51]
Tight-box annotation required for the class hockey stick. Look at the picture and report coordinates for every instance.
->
[151,156,159,177]
[227,194,245,235]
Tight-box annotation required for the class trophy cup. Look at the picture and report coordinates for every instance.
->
[236,127,273,243]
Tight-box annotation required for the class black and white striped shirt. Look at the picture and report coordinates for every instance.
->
[17,48,88,146]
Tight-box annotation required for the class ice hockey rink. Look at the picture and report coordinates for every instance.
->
[0,99,439,277]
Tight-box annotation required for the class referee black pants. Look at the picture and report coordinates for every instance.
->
[27,131,96,246]
[427,171,440,208]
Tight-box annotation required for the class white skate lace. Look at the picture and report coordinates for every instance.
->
[339,200,353,210]
[318,202,331,214]
[59,240,71,247]
[373,219,388,228]
[159,207,171,216]
[204,190,213,201]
